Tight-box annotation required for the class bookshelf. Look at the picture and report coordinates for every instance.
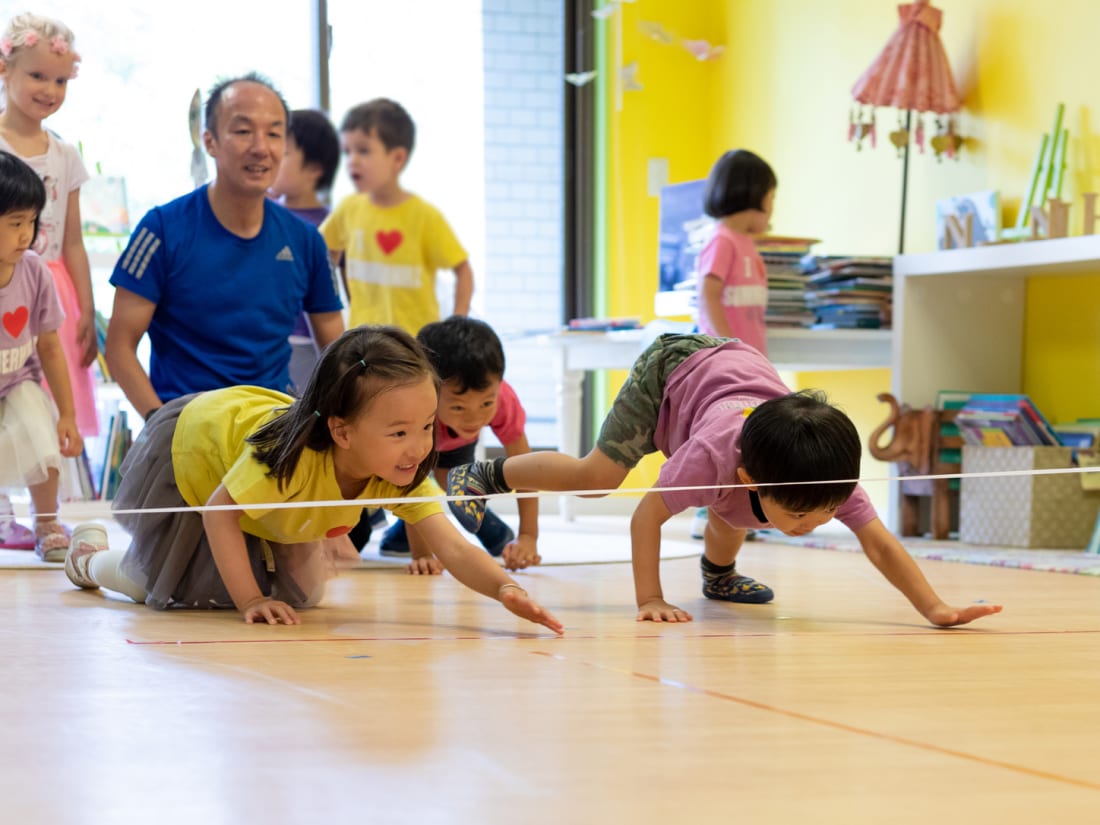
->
[892,235,1100,405]
[889,234,1100,528]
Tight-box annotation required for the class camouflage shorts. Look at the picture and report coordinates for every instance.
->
[596,333,727,468]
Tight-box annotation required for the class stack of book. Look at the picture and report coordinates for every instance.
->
[93,309,111,383]
[948,392,1062,447]
[93,410,133,500]
[566,316,642,332]
[800,255,894,329]
[755,236,818,328]
[1052,420,1100,448]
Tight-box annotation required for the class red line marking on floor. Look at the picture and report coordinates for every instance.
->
[531,651,1100,792]
[124,628,1100,646]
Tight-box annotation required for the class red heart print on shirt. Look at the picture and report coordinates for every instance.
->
[375,229,403,255]
[3,306,29,338]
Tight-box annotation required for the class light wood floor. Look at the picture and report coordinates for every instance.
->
[4,523,1100,824]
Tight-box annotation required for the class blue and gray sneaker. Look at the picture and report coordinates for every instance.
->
[379,519,411,556]
[701,557,774,604]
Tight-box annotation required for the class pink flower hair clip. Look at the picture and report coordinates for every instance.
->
[22,31,38,48]
[0,37,12,57]
[49,36,69,55]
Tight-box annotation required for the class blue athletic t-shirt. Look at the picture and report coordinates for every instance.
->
[110,186,342,401]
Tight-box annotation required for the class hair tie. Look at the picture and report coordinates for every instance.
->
[359,359,367,368]
[313,410,321,418]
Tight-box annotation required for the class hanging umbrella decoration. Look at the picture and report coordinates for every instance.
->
[849,0,964,252]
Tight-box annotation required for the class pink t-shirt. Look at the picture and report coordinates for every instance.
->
[695,224,768,354]
[0,252,65,398]
[434,379,526,453]
[652,340,877,531]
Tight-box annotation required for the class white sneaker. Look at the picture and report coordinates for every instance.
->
[65,522,109,589]
[690,507,708,540]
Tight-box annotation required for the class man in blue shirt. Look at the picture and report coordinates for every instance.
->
[106,73,344,420]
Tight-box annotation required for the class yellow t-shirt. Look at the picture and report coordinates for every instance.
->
[171,386,442,544]
[321,193,467,334]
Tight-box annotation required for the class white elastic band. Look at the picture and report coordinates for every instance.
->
[13,464,1100,521]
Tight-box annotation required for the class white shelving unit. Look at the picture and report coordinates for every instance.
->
[892,234,1100,406]
[889,234,1100,529]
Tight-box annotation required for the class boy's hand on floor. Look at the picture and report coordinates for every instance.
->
[406,555,444,575]
[636,598,693,623]
[502,535,541,571]
[925,601,1003,627]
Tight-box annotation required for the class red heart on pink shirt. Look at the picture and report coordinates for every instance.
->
[3,306,29,338]
[326,525,351,538]
[375,229,403,255]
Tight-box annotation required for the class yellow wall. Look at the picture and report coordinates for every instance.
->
[604,0,1100,500]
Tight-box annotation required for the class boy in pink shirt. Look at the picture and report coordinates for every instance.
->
[447,334,1004,628]
[382,316,541,572]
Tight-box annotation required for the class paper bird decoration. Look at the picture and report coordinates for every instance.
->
[682,39,725,61]
[639,20,675,44]
[620,61,642,91]
[565,71,598,87]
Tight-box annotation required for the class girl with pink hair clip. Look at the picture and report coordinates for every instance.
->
[0,13,98,553]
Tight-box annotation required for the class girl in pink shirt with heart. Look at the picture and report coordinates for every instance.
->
[0,150,82,561]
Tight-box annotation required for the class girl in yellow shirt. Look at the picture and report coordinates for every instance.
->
[64,326,561,633]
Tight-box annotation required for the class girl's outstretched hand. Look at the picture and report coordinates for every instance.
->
[499,583,564,635]
[925,601,1003,627]
[242,597,301,625]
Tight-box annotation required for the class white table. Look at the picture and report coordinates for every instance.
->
[539,327,893,519]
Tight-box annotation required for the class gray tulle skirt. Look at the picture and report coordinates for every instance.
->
[113,394,329,610]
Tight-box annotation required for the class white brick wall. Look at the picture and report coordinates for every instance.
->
[482,1,564,448]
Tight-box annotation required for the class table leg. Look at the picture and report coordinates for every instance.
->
[555,363,584,522]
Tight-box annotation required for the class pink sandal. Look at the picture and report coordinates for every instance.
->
[0,519,36,550]
[34,520,72,563]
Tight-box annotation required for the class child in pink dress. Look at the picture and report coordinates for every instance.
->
[0,13,97,548]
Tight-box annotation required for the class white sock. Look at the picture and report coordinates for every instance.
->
[88,548,148,604]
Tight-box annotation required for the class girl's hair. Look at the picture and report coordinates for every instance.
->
[417,315,505,393]
[703,149,777,218]
[0,150,46,241]
[739,391,860,512]
[247,326,439,492]
[341,98,416,157]
[0,13,79,75]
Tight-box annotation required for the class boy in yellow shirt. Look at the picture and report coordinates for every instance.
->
[321,98,473,335]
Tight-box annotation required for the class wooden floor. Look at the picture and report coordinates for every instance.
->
[4,521,1100,824]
